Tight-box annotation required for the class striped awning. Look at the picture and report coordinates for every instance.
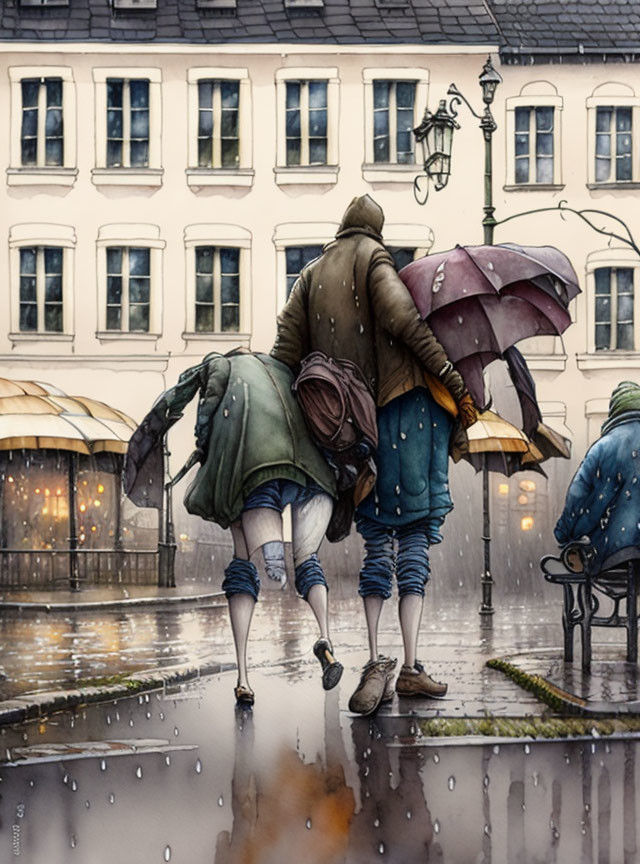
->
[0,378,137,455]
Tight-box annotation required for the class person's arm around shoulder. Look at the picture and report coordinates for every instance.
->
[270,270,310,369]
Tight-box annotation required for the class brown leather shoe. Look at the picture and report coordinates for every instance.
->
[395,661,447,698]
[348,657,397,716]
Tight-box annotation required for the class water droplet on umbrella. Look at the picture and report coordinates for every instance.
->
[373,818,380,828]
[136,766,143,779]
[433,753,440,763]
[378,842,385,854]
[218,796,224,807]
[165,756,171,766]
[305,818,312,830]
[71,780,77,791]
[434,820,440,834]
[174,727,179,737]
[195,759,202,774]
[109,793,115,805]
[406,810,412,820]
[164,846,171,861]
[457,315,463,324]
[447,776,455,791]
[70,835,77,849]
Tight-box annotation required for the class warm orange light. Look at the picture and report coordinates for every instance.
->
[91,526,97,532]
[521,516,534,531]
[97,484,105,494]
[94,500,101,507]
[7,476,14,483]
[34,487,41,494]
[83,480,88,486]
[42,507,49,515]
[56,488,62,496]
[519,480,536,493]
[44,488,50,497]
[179,533,189,541]
[79,503,86,512]
[498,483,509,496]
[79,533,86,542]
[518,494,528,505]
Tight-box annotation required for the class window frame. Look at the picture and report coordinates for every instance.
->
[580,248,640,368]
[362,68,428,183]
[8,66,77,186]
[92,68,162,187]
[186,68,253,189]
[505,89,563,190]
[96,224,165,339]
[587,89,640,188]
[273,222,338,311]
[183,224,251,340]
[275,67,339,186]
[8,223,76,341]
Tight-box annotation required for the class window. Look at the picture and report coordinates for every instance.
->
[19,247,64,332]
[197,80,239,168]
[106,79,149,168]
[587,83,640,187]
[285,245,323,299]
[9,224,75,339]
[362,69,428,183]
[275,68,339,184]
[595,107,632,183]
[187,69,253,188]
[594,267,635,350]
[505,83,563,190]
[514,106,554,184]
[93,68,162,186]
[19,0,69,6]
[183,225,250,338]
[96,225,164,337]
[373,81,416,164]
[388,247,416,272]
[20,77,63,167]
[194,246,240,332]
[8,67,76,185]
[106,247,151,332]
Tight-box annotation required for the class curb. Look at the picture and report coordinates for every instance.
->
[0,591,225,613]
[0,659,236,727]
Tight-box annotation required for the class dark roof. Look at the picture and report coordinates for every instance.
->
[0,0,639,61]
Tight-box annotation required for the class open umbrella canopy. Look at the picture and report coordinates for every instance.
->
[0,378,136,455]
[453,409,547,477]
[399,243,581,407]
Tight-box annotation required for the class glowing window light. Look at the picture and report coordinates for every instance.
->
[97,484,105,494]
[94,500,101,507]
[521,516,534,531]
[34,487,41,494]
[519,480,536,492]
[518,494,528,505]
[44,488,50,497]
[7,476,14,483]
[56,488,62,496]
[91,526,97,532]
[42,507,49,515]
[498,483,509,496]
[79,504,87,512]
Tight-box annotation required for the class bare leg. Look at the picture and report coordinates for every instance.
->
[364,595,384,662]
[399,594,424,668]
[306,584,329,639]
[228,593,255,690]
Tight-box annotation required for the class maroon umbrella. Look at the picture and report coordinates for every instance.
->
[399,243,580,407]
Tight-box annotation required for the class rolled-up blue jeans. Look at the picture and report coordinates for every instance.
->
[355,513,431,599]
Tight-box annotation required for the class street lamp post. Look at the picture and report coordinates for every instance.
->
[413,55,502,616]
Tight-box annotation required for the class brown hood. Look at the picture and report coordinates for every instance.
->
[335,195,384,241]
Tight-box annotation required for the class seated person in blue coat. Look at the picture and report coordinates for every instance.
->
[555,381,640,571]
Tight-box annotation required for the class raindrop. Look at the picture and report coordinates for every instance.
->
[434,820,440,834]
[85,801,90,809]
[524,744,531,755]
[159,712,165,721]
[305,818,312,830]
[109,793,115,805]
[173,727,179,737]
[492,745,500,755]
[136,766,143,779]
[406,810,412,820]
[100,760,107,772]
[195,759,202,774]
[71,780,78,792]
[165,756,171,767]
[373,818,380,828]
[363,766,370,777]
[63,773,69,785]
[378,842,385,855]
[164,846,171,862]
[433,753,440,764]
[70,835,77,849]
[484,824,491,836]
[218,796,224,807]
[146,712,152,720]
[447,776,455,791]
[29,780,35,788]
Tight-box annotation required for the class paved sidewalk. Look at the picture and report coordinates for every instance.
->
[0,584,224,612]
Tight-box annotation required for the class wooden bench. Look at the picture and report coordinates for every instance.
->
[540,540,640,670]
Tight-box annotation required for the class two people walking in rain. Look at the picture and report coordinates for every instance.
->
[125,193,591,714]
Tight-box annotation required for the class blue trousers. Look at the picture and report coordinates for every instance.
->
[356,513,431,599]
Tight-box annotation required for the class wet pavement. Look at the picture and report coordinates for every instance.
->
[2,591,640,862]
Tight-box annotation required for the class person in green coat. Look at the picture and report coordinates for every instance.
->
[125,348,343,706]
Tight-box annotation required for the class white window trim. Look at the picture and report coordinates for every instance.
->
[186,67,254,189]
[96,223,165,338]
[182,224,251,339]
[362,67,429,183]
[577,247,640,369]
[273,221,338,311]
[504,93,563,190]
[383,223,434,259]
[586,95,640,188]
[274,67,339,185]
[8,223,76,340]
[7,66,77,187]
[92,67,163,187]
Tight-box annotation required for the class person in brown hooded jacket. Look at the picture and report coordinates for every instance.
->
[272,195,476,715]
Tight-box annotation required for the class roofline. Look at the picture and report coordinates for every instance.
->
[501,45,640,56]
[0,40,500,55]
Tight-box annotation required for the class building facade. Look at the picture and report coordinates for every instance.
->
[0,0,638,585]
